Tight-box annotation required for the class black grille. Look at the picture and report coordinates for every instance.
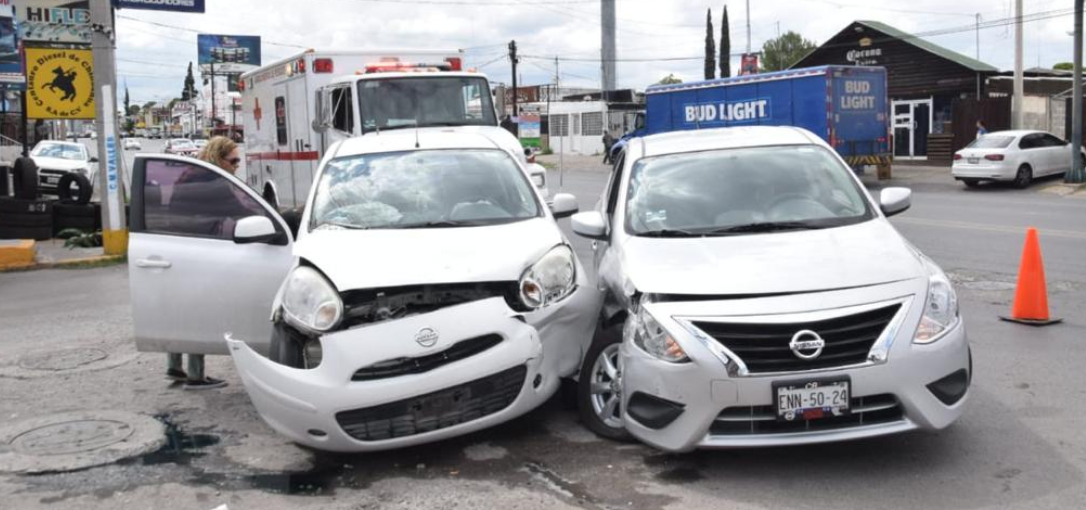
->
[710,394,903,435]
[692,304,900,374]
[336,365,526,441]
[351,334,503,381]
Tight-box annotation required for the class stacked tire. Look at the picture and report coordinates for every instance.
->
[54,202,101,236]
[0,198,53,240]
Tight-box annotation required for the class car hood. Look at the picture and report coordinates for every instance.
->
[618,219,926,296]
[294,217,563,291]
[31,157,88,171]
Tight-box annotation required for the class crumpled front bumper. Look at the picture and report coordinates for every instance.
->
[227,297,556,452]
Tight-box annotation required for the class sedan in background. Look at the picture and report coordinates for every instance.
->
[952,130,1084,188]
[124,138,142,151]
[165,138,199,158]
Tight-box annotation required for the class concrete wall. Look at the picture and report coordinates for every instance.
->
[1021,95,1049,132]
[548,101,608,156]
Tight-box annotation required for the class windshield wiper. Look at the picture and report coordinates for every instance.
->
[398,220,475,229]
[637,228,703,238]
[700,221,825,235]
[315,221,371,231]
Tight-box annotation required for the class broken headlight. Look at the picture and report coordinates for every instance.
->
[281,266,343,334]
[628,296,688,363]
[519,245,576,309]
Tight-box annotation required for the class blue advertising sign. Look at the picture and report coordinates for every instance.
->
[197,34,261,73]
[113,0,205,12]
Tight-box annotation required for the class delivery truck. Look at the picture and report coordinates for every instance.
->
[613,65,891,173]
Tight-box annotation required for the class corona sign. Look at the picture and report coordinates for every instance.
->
[25,47,95,119]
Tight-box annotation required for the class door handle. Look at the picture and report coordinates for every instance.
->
[135,259,172,269]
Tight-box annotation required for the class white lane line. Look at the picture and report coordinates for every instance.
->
[892,217,1086,240]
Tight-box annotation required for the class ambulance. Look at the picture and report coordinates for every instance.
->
[240,49,547,209]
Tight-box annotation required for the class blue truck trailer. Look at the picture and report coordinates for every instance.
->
[614,65,891,171]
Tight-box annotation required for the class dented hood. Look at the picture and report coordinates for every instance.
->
[618,219,925,296]
[294,218,563,291]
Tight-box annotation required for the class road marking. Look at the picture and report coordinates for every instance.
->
[893,217,1086,240]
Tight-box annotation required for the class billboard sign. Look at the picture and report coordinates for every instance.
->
[25,46,95,119]
[16,1,91,45]
[113,0,205,12]
[198,34,261,74]
[0,2,23,87]
[518,113,541,148]
[740,53,759,76]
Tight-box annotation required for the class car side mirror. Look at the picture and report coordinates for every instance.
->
[234,215,280,244]
[549,193,578,219]
[571,211,607,240]
[879,187,912,217]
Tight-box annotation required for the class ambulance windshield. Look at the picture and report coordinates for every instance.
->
[358,76,496,133]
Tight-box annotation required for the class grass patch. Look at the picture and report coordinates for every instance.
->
[52,255,127,270]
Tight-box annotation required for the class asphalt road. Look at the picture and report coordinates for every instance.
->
[0,160,1084,509]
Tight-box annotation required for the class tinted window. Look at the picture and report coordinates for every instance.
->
[625,145,873,236]
[1041,134,1066,147]
[966,135,1014,149]
[358,76,496,133]
[332,87,354,133]
[605,153,625,216]
[1019,135,1040,150]
[142,159,273,240]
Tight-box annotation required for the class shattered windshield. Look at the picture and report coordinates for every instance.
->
[32,142,87,161]
[311,149,540,230]
[358,76,496,132]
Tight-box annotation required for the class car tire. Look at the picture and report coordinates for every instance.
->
[12,157,38,200]
[1014,165,1033,189]
[56,173,93,205]
[269,322,305,369]
[962,179,980,188]
[577,320,633,442]
[0,224,52,240]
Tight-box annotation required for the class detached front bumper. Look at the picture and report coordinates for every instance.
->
[226,297,566,452]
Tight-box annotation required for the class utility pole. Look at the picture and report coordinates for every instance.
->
[1012,0,1024,129]
[210,60,216,137]
[1070,0,1085,183]
[508,40,519,122]
[556,55,563,189]
[90,0,126,256]
[976,13,981,99]
[601,0,616,97]
[745,0,752,54]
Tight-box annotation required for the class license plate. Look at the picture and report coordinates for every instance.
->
[41,176,59,185]
[412,388,470,417]
[775,379,850,421]
[967,157,980,164]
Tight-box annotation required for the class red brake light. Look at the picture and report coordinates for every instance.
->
[297,58,306,73]
[314,58,334,74]
[984,154,1005,161]
[953,154,962,160]
[445,57,462,71]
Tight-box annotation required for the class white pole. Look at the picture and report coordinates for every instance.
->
[1012,0,1024,129]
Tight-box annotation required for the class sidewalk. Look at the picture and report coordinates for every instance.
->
[0,239,121,272]
[537,153,611,173]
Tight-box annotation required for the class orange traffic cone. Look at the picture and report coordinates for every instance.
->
[1000,228,1062,326]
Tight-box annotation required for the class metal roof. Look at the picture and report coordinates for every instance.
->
[853,20,998,73]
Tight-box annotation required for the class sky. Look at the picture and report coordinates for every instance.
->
[114,0,1078,106]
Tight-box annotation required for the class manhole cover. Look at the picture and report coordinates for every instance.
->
[18,348,109,372]
[0,411,166,474]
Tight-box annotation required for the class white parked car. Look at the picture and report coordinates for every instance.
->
[124,138,142,151]
[128,128,599,452]
[952,130,1084,188]
[165,138,199,157]
[29,140,97,198]
[570,126,970,451]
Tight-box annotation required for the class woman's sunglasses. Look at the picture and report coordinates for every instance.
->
[228,158,241,165]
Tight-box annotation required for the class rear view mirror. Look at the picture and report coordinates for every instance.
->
[234,215,280,244]
[550,193,578,219]
[879,188,912,217]
[571,211,607,240]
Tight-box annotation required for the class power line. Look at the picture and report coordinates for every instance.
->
[117,15,308,48]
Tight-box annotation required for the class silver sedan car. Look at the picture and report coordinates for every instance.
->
[571,126,970,451]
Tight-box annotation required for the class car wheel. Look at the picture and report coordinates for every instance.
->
[12,157,38,200]
[962,179,980,188]
[56,173,93,205]
[1014,165,1033,189]
[577,321,632,441]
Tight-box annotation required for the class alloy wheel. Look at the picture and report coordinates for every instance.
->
[589,343,624,429]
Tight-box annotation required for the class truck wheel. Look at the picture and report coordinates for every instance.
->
[577,321,633,441]
[12,158,38,200]
[56,173,93,205]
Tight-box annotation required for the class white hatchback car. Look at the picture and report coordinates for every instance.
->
[571,126,970,451]
[128,129,599,452]
[952,130,1083,188]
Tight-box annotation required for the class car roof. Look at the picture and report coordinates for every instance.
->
[630,126,824,159]
[331,126,510,158]
[983,130,1047,138]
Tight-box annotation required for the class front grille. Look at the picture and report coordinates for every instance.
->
[710,393,903,436]
[692,304,900,374]
[336,365,526,441]
[351,334,503,381]
[38,169,67,192]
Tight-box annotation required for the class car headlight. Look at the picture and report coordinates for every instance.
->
[281,266,343,334]
[518,245,576,309]
[627,299,688,363]
[914,260,960,344]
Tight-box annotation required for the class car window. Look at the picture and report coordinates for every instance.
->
[1041,134,1066,147]
[311,149,540,230]
[357,76,496,133]
[966,135,1014,149]
[331,87,354,133]
[141,159,277,241]
[1019,135,1040,150]
[605,152,626,216]
[625,145,874,236]
[32,143,86,160]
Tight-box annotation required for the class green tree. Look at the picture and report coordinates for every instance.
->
[719,5,731,78]
[1054,62,1074,71]
[658,74,683,85]
[126,105,142,116]
[124,87,131,118]
[761,31,817,72]
[181,63,197,101]
[141,101,156,113]
[704,8,716,80]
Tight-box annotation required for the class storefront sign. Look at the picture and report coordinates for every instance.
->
[683,98,770,126]
[114,0,205,12]
[16,1,91,44]
[25,46,95,119]
[846,48,882,65]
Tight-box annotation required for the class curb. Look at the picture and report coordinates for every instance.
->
[0,240,36,271]
[0,253,125,273]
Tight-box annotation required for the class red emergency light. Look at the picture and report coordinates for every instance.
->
[445,57,462,71]
[363,62,453,74]
[314,58,334,74]
[297,58,306,73]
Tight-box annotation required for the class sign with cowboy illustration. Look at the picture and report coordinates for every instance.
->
[25,46,95,119]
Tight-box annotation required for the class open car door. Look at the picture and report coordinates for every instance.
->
[128,154,294,356]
